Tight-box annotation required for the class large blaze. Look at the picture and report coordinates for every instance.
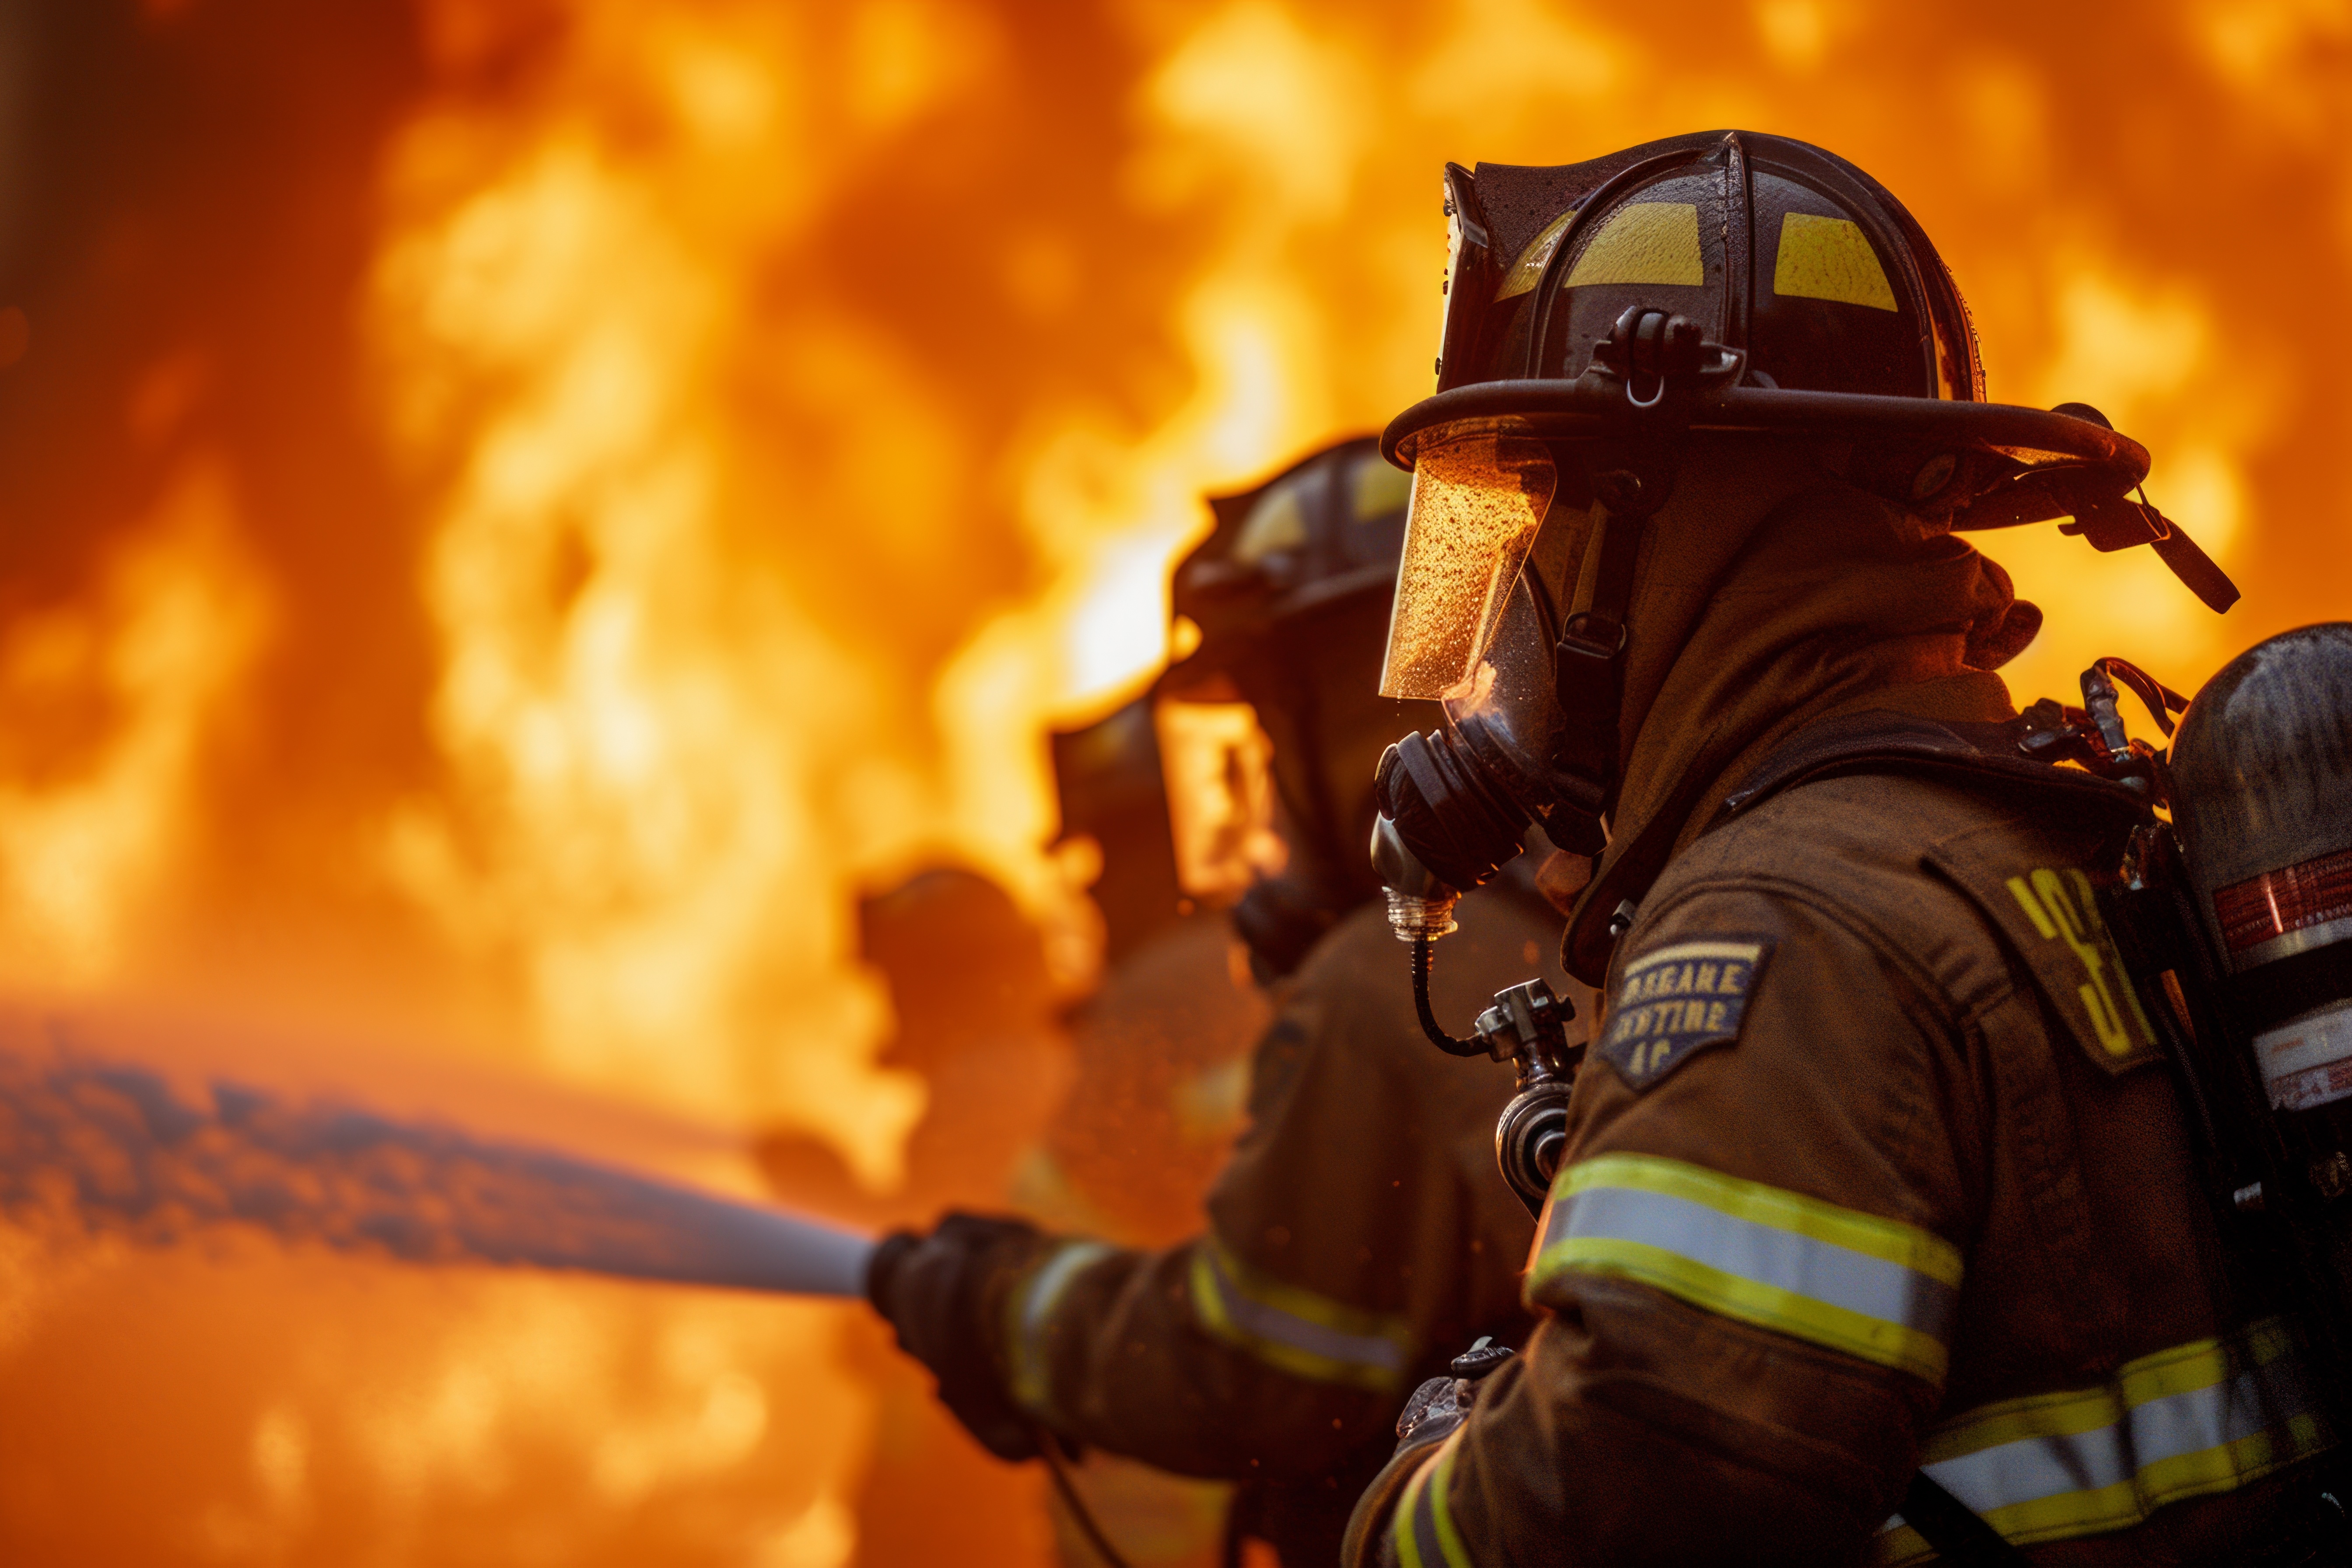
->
[0,1,2345,1563]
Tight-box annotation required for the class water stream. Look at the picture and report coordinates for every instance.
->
[0,1026,873,1298]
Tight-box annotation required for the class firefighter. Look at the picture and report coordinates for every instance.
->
[1018,699,1267,1567]
[1029,696,1270,1255]
[1346,131,2342,1565]
[867,438,1583,1566]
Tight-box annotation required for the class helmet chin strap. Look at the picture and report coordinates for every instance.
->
[1544,450,1676,853]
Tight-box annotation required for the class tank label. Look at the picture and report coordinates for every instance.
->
[2216,847,2352,968]
[2257,1000,2352,1112]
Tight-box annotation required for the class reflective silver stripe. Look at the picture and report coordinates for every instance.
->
[1875,1321,2330,1563]
[1189,1237,1409,1390]
[1559,1185,1958,1341]
[1928,1367,2307,1516]
[1006,1240,1111,1416]
[1535,1156,1959,1380]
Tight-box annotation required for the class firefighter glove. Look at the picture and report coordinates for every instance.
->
[865,1210,1046,1463]
[1393,1336,1515,1458]
[1346,1340,1516,1568]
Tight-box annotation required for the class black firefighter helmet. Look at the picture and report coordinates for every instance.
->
[1155,436,1438,980]
[1372,130,2241,918]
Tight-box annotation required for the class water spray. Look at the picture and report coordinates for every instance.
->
[0,1040,873,1298]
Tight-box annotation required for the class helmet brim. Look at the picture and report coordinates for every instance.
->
[1380,378,2150,531]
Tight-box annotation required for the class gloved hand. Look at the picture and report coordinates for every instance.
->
[1344,1338,1518,1567]
[865,1211,1048,1462]
[1393,1373,1471,1452]
[1392,1334,1514,1457]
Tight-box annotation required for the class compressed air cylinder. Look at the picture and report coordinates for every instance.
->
[2170,623,2352,1194]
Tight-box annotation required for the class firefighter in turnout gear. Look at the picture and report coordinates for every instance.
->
[1347,132,2342,1565]
[867,438,1584,1565]
[1018,697,1265,1567]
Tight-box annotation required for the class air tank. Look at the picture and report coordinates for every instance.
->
[2170,623,2352,1194]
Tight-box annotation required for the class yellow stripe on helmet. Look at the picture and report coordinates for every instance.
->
[1564,203,1705,289]
[1772,211,1897,310]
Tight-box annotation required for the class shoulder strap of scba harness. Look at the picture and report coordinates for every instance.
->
[1701,707,2149,837]
[1694,710,2352,1568]
[1555,696,2148,981]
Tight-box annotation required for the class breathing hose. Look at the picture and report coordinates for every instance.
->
[1035,1425,1135,1568]
[1412,935,1489,1057]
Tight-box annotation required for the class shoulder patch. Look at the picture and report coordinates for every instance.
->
[1597,938,1774,1091]
[1998,866,2163,1073]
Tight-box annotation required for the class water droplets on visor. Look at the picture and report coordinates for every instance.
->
[1378,428,1556,701]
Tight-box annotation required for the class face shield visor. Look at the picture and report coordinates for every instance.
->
[1154,688,1288,902]
[1377,427,1557,702]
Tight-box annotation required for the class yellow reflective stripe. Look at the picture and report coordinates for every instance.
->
[1771,212,1897,310]
[1544,1235,1949,1382]
[1975,1426,2320,1547]
[1391,1431,1473,1568]
[1918,1320,2295,1465]
[1004,1239,1112,1418]
[1919,1377,2140,1464]
[1564,202,1704,289]
[1187,1234,1410,1392]
[2123,1324,2261,1405]
[1876,1319,2331,1562]
[1536,1155,1960,1382]
[1393,1448,1435,1568]
[2139,1415,2326,1512]
[1428,1431,1474,1568]
[1199,1232,1408,1341]
[1558,1155,1964,1286]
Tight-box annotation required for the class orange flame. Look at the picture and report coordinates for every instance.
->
[370,7,924,1188]
[0,460,266,991]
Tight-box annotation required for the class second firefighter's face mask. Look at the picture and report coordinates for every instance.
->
[1154,696,1288,900]
[1379,427,1558,701]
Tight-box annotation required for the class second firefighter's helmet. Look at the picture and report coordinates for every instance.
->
[1163,434,1413,690]
[1155,437,1437,980]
